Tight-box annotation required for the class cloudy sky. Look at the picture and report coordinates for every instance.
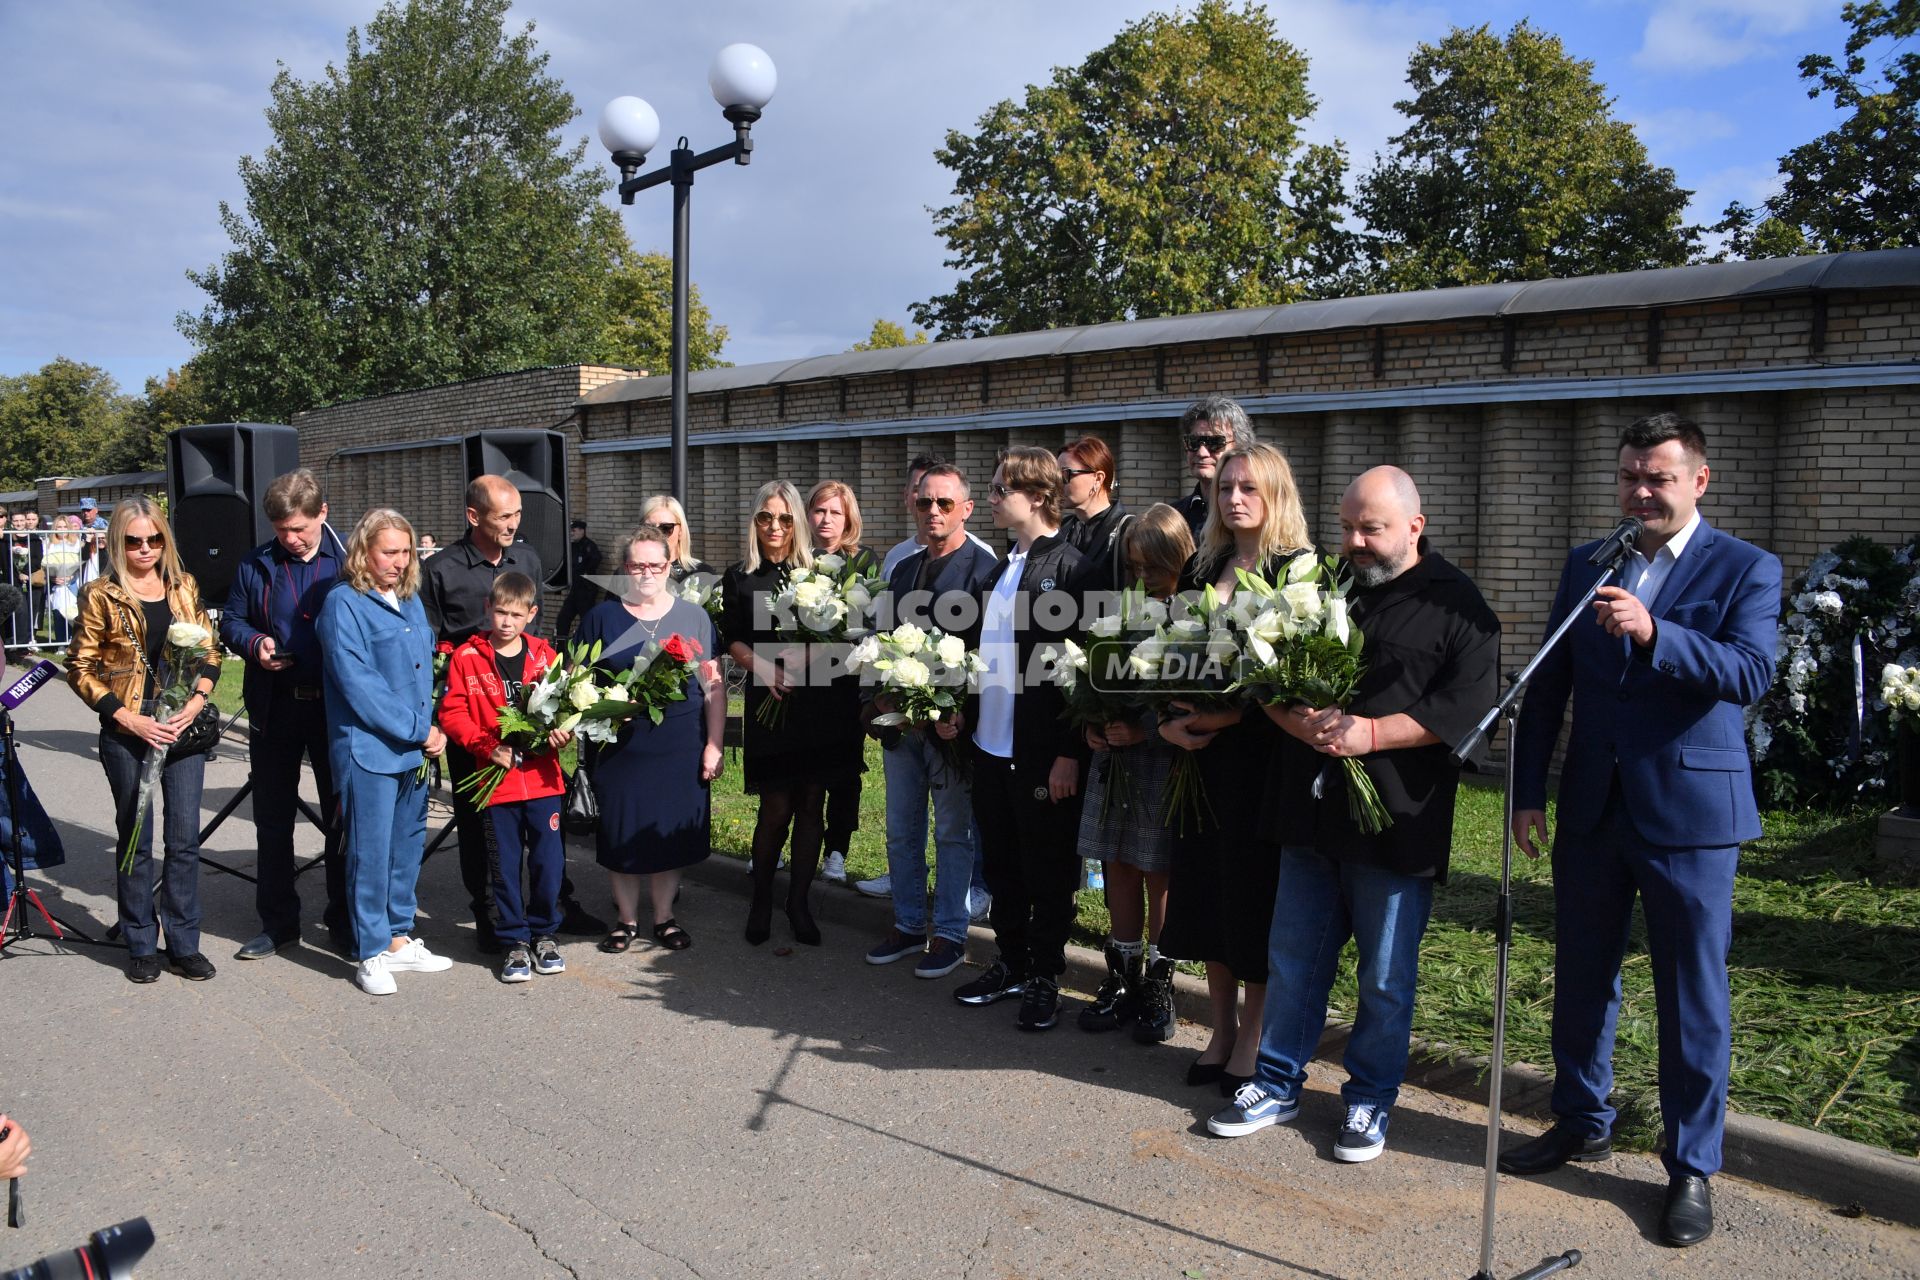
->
[0,0,1853,397]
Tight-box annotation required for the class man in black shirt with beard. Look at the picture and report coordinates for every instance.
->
[1207,465,1499,1165]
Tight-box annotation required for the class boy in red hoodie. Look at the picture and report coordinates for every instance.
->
[439,572,571,983]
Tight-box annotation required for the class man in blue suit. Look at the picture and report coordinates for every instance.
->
[862,463,1001,982]
[1504,413,1781,1247]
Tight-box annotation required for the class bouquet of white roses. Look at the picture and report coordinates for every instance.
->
[1882,663,1920,726]
[847,621,983,779]
[122,620,214,871]
[755,553,888,726]
[1227,554,1389,834]
[1121,585,1248,834]
[674,571,724,625]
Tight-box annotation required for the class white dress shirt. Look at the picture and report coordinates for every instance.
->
[1621,509,1702,606]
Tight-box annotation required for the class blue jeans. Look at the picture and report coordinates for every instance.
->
[883,731,979,944]
[339,760,429,961]
[1254,846,1435,1110]
[99,729,206,958]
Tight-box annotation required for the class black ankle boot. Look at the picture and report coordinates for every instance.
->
[1077,944,1138,1032]
[1131,956,1176,1043]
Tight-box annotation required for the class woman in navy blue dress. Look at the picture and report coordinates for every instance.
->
[574,525,724,952]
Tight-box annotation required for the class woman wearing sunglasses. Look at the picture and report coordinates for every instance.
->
[637,495,714,585]
[66,498,223,984]
[722,481,859,947]
[1057,435,1132,594]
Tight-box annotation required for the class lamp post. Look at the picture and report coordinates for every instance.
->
[598,43,777,505]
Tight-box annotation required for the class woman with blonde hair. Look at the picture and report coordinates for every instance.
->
[806,479,878,884]
[66,497,223,983]
[316,508,450,997]
[1158,443,1313,1091]
[637,494,715,582]
[722,480,856,946]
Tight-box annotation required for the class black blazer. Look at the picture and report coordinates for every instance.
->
[883,535,1000,629]
[962,530,1090,773]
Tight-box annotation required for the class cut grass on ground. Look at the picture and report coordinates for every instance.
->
[709,736,1920,1157]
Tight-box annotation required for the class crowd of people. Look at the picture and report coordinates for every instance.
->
[49,393,1775,1247]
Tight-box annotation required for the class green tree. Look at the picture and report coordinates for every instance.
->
[1355,21,1697,290]
[911,0,1353,338]
[99,363,216,475]
[592,247,729,373]
[850,319,928,351]
[1718,0,1920,256]
[0,358,133,489]
[181,0,625,423]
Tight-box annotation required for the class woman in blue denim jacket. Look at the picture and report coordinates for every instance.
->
[317,508,450,997]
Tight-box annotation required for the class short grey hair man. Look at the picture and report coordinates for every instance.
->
[1172,394,1257,536]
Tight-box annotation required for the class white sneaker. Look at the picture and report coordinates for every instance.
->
[386,938,453,973]
[969,888,992,922]
[823,851,848,883]
[854,873,891,898]
[355,952,397,996]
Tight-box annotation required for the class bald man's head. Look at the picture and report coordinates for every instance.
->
[465,474,523,558]
[1340,466,1426,588]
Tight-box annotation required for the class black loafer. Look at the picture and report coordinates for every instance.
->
[1497,1123,1612,1175]
[126,953,162,984]
[236,932,297,960]
[167,951,217,981]
[1659,1175,1713,1247]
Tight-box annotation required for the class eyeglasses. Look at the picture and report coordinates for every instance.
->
[626,560,670,576]
[124,534,165,550]
[1184,434,1230,455]
[913,496,957,513]
[753,512,794,529]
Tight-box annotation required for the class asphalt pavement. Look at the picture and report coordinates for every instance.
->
[2,681,1916,1279]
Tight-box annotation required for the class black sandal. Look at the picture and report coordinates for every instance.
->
[653,919,693,951]
[597,922,639,954]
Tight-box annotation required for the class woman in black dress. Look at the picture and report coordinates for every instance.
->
[806,479,878,885]
[575,525,725,952]
[1157,442,1313,1094]
[722,481,863,946]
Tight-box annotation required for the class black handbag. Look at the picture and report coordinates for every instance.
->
[113,599,222,759]
[561,759,599,834]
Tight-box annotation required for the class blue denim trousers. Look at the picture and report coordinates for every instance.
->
[339,760,429,961]
[99,729,206,958]
[882,731,980,944]
[1254,845,1435,1109]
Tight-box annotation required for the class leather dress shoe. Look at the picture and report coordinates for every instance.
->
[167,951,217,981]
[1497,1124,1612,1175]
[1660,1175,1713,1247]
[236,932,298,960]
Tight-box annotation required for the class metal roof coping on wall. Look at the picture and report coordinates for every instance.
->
[576,250,1920,411]
[60,471,167,491]
[577,360,1920,456]
[333,435,463,459]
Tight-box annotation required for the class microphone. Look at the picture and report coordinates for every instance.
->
[1587,516,1645,569]
[1,661,59,711]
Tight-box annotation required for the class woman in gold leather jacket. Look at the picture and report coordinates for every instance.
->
[66,497,222,985]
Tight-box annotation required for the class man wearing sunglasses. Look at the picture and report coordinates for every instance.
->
[1172,395,1258,538]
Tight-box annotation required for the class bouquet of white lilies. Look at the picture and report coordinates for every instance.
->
[1227,554,1390,834]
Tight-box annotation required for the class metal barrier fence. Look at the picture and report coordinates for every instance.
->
[2,528,107,654]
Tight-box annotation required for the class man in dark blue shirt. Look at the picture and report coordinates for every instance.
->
[220,468,351,958]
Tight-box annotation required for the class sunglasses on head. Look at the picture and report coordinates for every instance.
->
[913,496,957,513]
[1185,433,1230,455]
[753,511,794,528]
[124,533,165,550]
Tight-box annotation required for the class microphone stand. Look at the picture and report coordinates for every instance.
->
[1451,525,1640,1280]
[1,706,108,951]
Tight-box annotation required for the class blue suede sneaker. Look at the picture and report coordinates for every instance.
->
[1206,1083,1300,1137]
[1334,1103,1391,1162]
[865,929,926,966]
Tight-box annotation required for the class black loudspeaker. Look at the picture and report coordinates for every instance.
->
[167,423,303,602]
[462,430,570,590]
